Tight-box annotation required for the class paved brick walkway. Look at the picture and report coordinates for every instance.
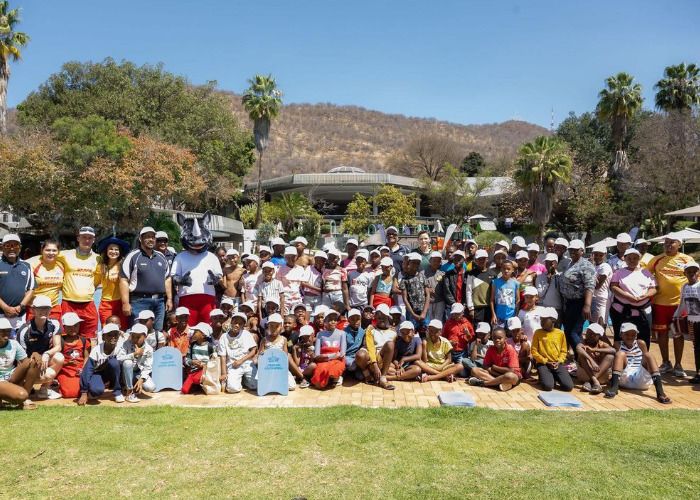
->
[37,340,700,411]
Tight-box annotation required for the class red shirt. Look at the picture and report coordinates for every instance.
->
[483,343,522,378]
[443,317,474,352]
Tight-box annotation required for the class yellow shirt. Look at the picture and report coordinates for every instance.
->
[647,253,693,306]
[25,256,64,306]
[100,263,121,302]
[425,336,452,369]
[57,249,103,303]
[531,328,567,365]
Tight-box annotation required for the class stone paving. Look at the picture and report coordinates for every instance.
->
[36,340,700,411]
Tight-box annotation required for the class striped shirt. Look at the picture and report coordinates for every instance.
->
[620,340,643,369]
[254,278,284,304]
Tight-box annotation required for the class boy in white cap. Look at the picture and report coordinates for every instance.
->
[167,306,191,355]
[464,321,493,375]
[506,316,531,377]
[219,312,258,393]
[222,248,244,309]
[531,308,573,392]
[301,250,326,309]
[591,244,613,326]
[254,261,285,319]
[674,260,700,383]
[442,303,474,363]
[137,309,166,350]
[182,322,217,394]
[277,246,306,313]
[576,323,615,394]
[0,317,41,408]
[78,322,124,404]
[399,253,431,335]
[385,321,422,382]
[240,254,261,303]
[117,323,156,402]
[608,233,632,272]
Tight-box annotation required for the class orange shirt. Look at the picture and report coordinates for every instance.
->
[26,256,64,306]
[647,253,693,306]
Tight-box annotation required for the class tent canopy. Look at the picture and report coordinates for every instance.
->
[649,228,700,244]
[587,237,617,248]
[665,204,700,217]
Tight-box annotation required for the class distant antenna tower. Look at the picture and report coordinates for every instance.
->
[550,107,555,132]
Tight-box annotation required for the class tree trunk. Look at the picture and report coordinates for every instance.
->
[255,149,264,228]
[0,60,9,137]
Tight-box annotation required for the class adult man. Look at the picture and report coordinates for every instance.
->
[341,238,359,271]
[385,226,409,273]
[155,231,177,265]
[608,232,632,272]
[0,234,35,336]
[57,227,102,339]
[222,248,244,307]
[119,226,172,332]
[647,233,694,376]
[270,237,287,267]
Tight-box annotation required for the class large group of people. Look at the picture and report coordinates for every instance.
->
[0,223,698,409]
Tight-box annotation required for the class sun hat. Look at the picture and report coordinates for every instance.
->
[97,236,130,255]
[544,252,558,262]
[390,306,402,316]
[293,236,308,246]
[554,237,569,248]
[624,248,641,257]
[429,251,443,259]
[495,240,510,250]
[540,307,558,320]
[407,252,422,262]
[324,309,340,319]
[375,304,391,317]
[259,245,272,254]
[232,312,248,322]
[591,244,607,254]
[221,298,234,307]
[328,248,342,257]
[451,250,466,259]
[284,246,297,256]
[346,238,359,247]
[515,250,528,260]
[226,248,239,257]
[684,260,699,270]
[347,308,361,318]
[312,305,329,317]
[240,301,257,311]
[271,237,286,247]
[262,261,275,269]
[0,318,11,330]
[265,297,280,305]
[511,236,526,247]
[314,251,328,260]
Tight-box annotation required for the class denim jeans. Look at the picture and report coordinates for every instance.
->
[130,296,166,331]
[121,359,156,392]
[80,357,122,397]
[563,298,585,351]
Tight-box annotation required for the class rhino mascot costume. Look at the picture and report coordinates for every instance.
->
[170,211,224,325]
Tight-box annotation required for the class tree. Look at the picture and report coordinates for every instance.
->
[513,136,572,244]
[420,164,492,226]
[242,74,282,227]
[654,63,700,112]
[268,192,320,236]
[373,185,416,229]
[17,59,254,209]
[0,1,29,136]
[385,135,463,181]
[343,193,373,236]
[461,151,485,176]
[595,72,643,180]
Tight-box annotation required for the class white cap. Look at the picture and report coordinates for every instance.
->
[346,238,359,247]
[390,306,402,316]
[369,249,381,256]
[620,322,638,334]
[155,231,169,240]
[475,322,491,334]
[523,286,538,296]
[496,240,510,250]
[324,309,340,318]
[312,305,329,317]
[586,323,605,336]
[139,226,156,236]
[102,323,121,335]
[634,238,648,246]
[32,295,52,308]
[259,245,272,254]
[0,318,11,330]
[347,308,361,318]
[175,306,190,316]
[322,243,335,252]
[220,297,234,307]
[429,251,443,259]
[240,301,257,311]
[265,297,279,305]
[515,250,528,260]
[284,246,297,256]
[226,248,239,257]
[407,252,422,262]
[245,254,260,264]
[299,325,315,337]
[78,226,96,236]
[293,236,308,246]
[355,250,369,260]
[293,303,307,311]
[493,249,507,257]
[568,239,585,250]
[527,243,540,252]
[262,261,275,269]
[314,251,328,260]
[450,303,465,315]
[616,232,632,244]
[209,308,225,318]
[428,319,443,329]
[137,310,155,320]
[1,234,20,244]
[541,307,558,320]
[380,257,393,267]
[465,239,477,246]
[271,237,286,247]
[399,321,415,331]
[451,250,466,259]
[544,252,558,262]
[624,248,641,257]
[328,248,342,257]
[665,232,684,243]
[232,312,248,322]
[592,244,607,254]
[684,260,699,270]
[267,313,283,324]
[378,246,390,252]
[62,312,83,326]
[511,236,526,247]
[375,304,391,317]
[193,322,212,338]
[385,226,399,234]
[130,323,148,335]
[507,317,522,330]
[554,237,569,248]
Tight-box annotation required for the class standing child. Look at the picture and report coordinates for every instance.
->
[78,323,124,405]
[258,313,297,391]
[517,286,545,343]
[311,310,347,388]
[399,253,431,334]
[168,306,191,356]
[182,323,217,394]
[117,323,156,402]
[490,261,520,327]
[442,303,474,363]
[531,308,573,392]
[674,261,700,383]
[255,262,285,320]
[576,323,615,394]
[0,318,41,408]
[219,313,258,393]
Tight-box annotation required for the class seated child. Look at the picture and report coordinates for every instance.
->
[78,323,123,404]
[311,310,347,388]
[292,325,316,384]
[576,323,615,394]
[168,306,191,356]
[355,303,397,390]
[417,319,466,383]
[117,323,156,403]
[506,316,531,378]
[531,308,573,392]
[293,304,310,332]
[361,305,375,330]
[258,313,297,391]
[238,301,260,342]
[311,305,328,333]
[605,322,671,403]
[182,323,217,394]
[386,321,422,382]
[55,313,90,400]
[443,303,474,363]
[463,322,493,375]
[344,309,366,380]
[281,313,309,387]
[137,310,166,350]
[260,298,281,330]
[332,301,349,331]
[468,327,521,391]
[219,313,257,393]
[0,317,41,409]
[390,306,403,328]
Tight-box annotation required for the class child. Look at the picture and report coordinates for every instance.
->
[168,306,191,356]
[219,313,257,393]
[674,260,700,384]
[468,327,521,391]
[386,321,422,382]
[0,317,41,408]
[361,305,375,330]
[576,323,615,394]
[292,325,316,384]
[311,310,347,388]
[258,313,297,391]
[182,323,217,394]
[78,323,124,405]
[531,308,573,392]
[506,316,531,378]
[332,301,349,331]
[463,322,492,376]
[321,249,349,308]
[390,306,403,328]
[261,298,282,329]
[442,303,474,363]
[399,253,431,333]
[344,309,366,380]
[137,310,166,350]
[55,313,90,400]
[605,322,671,403]
[117,323,155,403]
[220,297,235,332]
[239,301,261,341]
[490,261,520,327]
[417,319,465,382]
[209,308,229,354]
[517,286,544,342]
[311,305,328,333]
[292,304,308,332]
[282,314,299,347]
[255,261,285,319]
[355,303,397,390]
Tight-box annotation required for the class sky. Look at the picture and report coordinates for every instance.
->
[6,0,700,128]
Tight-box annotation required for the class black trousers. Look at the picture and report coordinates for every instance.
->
[536,363,574,391]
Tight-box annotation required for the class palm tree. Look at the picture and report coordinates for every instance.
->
[0,1,29,136]
[595,72,643,180]
[242,74,282,227]
[654,63,700,112]
[514,136,572,244]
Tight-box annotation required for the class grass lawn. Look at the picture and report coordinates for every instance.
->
[3,406,699,499]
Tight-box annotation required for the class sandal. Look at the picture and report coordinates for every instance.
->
[657,394,672,405]
[447,374,456,383]
[379,377,395,391]
[420,374,429,383]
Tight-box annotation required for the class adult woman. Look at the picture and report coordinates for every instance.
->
[26,240,64,321]
[558,239,596,351]
[98,238,130,329]
[369,257,398,308]
[415,230,433,272]
[609,249,656,346]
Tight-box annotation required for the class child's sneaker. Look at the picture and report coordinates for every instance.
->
[46,388,62,400]
[114,394,125,403]
[334,376,344,386]
[126,393,140,403]
[299,379,310,388]
[35,386,49,400]
[499,382,512,392]
[672,366,686,378]
[689,374,700,384]
[659,361,673,374]
[468,377,484,387]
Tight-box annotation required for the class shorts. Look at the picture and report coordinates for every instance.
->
[0,369,13,382]
[620,365,652,390]
[345,355,357,372]
[461,357,483,376]
[652,304,678,333]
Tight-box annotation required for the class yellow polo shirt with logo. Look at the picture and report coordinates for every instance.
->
[57,249,103,303]
[647,253,693,306]
[25,256,64,306]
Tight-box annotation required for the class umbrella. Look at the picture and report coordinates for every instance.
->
[586,237,617,249]
[468,214,488,221]
[433,219,444,234]
[665,204,700,217]
[649,228,700,244]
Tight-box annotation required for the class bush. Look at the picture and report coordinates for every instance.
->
[475,231,509,250]
[256,222,277,244]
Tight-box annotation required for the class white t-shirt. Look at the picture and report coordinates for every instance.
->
[0,339,26,380]
[371,327,397,352]
[302,266,323,297]
[219,330,257,369]
[594,262,613,303]
[242,270,261,299]
[88,343,119,368]
[276,264,306,305]
[348,269,374,306]
[170,251,223,297]
[517,306,545,342]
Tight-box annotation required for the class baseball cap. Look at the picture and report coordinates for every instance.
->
[515,250,528,260]
[369,249,381,256]
[475,322,491,334]
[284,246,297,256]
[328,248,342,257]
[139,226,156,236]
[465,239,477,246]
[399,321,415,331]
[293,236,308,246]
[265,297,280,306]
[544,252,558,262]
[78,226,96,236]
[232,312,248,322]
[620,322,638,334]
[450,303,465,315]
[226,248,239,257]
[347,308,361,318]
[493,249,507,257]
[541,308,558,320]
[586,323,605,336]
[429,251,443,259]
[634,238,648,246]
[380,256,393,267]
[221,297,234,307]
[507,317,522,330]
[271,237,286,247]
[496,240,510,250]
[175,306,190,316]
[451,250,466,259]
[1,234,20,244]
[375,304,391,317]
[209,308,225,318]
[523,286,538,296]
[346,238,359,247]
[267,313,283,324]
[568,239,585,250]
[511,236,526,247]
[155,231,169,240]
[259,245,272,254]
[407,252,422,262]
[385,226,399,234]
[130,323,148,335]
[665,232,683,243]
[378,246,390,252]
[299,325,315,337]
[312,305,329,317]
[32,295,52,308]
[592,244,607,254]
[314,250,328,260]
[554,237,569,248]
[245,254,260,264]
[0,318,11,330]
[62,312,84,326]
[324,309,340,319]
[684,260,699,270]
[428,319,443,330]
[355,249,369,260]
[390,306,402,315]
[624,248,641,257]
[193,322,213,338]
[293,303,307,311]
[261,261,275,269]
[137,310,155,320]
[240,301,257,311]
[102,323,121,335]
[616,232,632,244]
[527,243,540,253]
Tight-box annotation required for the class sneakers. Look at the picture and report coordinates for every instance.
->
[35,386,49,400]
[582,381,592,392]
[126,393,140,403]
[590,381,603,395]
[299,379,310,389]
[46,388,62,400]
[672,366,686,378]
[468,377,484,387]
[604,389,617,399]
[114,394,125,403]
[334,376,344,387]
[689,374,700,384]
[659,361,673,374]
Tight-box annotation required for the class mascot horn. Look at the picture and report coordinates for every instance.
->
[177,211,213,253]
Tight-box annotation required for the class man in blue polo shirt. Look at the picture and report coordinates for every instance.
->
[0,234,35,336]
[119,227,172,331]
[385,226,409,273]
